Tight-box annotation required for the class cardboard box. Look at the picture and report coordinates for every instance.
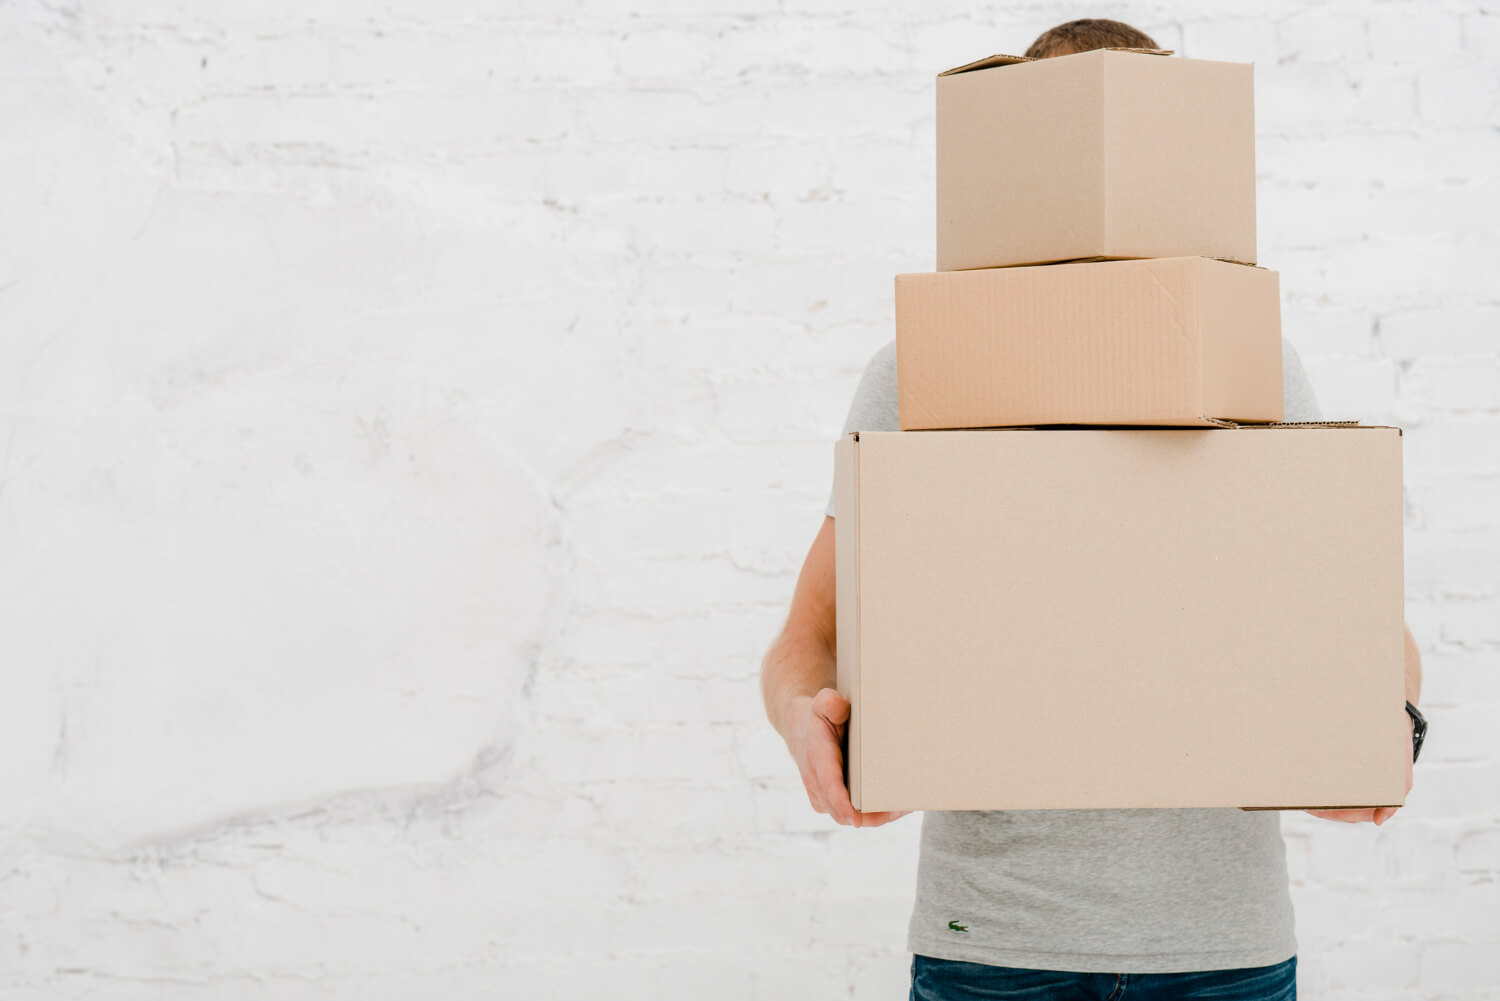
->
[895,257,1283,430]
[937,48,1256,271]
[834,426,1407,812]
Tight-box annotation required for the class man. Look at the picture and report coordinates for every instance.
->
[759,18,1425,1001]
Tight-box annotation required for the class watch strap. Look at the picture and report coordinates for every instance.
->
[1405,700,1427,764]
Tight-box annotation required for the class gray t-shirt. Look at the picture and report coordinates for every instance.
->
[825,337,1323,974]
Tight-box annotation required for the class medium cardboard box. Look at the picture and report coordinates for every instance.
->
[937,48,1255,271]
[833,426,1407,812]
[895,257,1283,430]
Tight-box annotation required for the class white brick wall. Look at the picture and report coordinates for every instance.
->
[0,1,1494,997]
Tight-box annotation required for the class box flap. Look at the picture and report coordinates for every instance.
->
[966,254,1264,271]
[938,46,1172,77]
[938,52,1033,76]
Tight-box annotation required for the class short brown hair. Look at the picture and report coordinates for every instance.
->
[1024,18,1160,59]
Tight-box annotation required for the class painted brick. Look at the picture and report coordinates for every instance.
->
[1369,10,1463,64]
[2,5,1496,999]
[1277,11,1370,64]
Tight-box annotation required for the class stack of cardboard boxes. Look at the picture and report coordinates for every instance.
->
[834,48,1408,813]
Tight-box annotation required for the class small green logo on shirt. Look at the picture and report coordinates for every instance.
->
[947,920,969,933]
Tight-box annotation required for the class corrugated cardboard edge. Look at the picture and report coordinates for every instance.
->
[904,421,1403,433]
[1269,420,1401,431]
[907,421,1230,431]
[939,47,1173,76]
[1200,421,1406,432]
[1242,804,1400,811]
[1203,419,1391,429]
[833,432,863,810]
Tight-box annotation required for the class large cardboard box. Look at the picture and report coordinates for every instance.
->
[937,48,1255,271]
[895,257,1283,429]
[833,427,1407,812]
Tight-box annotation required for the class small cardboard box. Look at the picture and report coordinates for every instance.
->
[937,48,1255,271]
[834,426,1407,812]
[895,257,1283,430]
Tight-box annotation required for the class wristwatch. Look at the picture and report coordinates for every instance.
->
[1405,701,1427,764]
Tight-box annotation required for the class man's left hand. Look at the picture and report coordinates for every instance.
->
[1303,715,1415,826]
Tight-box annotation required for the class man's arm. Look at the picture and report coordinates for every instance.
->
[760,516,909,828]
[1306,622,1422,826]
[1404,621,1423,705]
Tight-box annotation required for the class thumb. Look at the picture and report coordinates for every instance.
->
[812,687,850,726]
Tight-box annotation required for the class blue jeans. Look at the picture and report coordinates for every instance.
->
[911,954,1296,1000]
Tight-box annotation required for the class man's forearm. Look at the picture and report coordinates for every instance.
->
[761,628,837,741]
[1404,622,1422,706]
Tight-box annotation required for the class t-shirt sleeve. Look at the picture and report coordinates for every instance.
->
[824,340,900,518]
[1280,337,1323,422]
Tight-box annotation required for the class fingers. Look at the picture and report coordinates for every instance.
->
[801,718,912,827]
[1304,726,1416,826]
[856,810,914,827]
[799,689,914,829]
[1305,808,1379,823]
[1305,806,1404,825]
[812,743,868,827]
[807,738,855,824]
[803,689,855,824]
[807,754,912,828]
[809,765,912,829]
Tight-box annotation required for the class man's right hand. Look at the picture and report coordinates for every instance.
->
[762,518,911,828]
[785,687,911,828]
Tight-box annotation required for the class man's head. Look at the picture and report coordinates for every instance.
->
[1024,18,1160,59]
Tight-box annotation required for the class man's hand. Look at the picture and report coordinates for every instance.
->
[1305,624,1422,825]
[1304,713,1414,826]
[762,519,913,829]
[785,687,911,828]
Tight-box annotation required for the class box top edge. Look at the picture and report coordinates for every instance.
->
[938,47,1175,77]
